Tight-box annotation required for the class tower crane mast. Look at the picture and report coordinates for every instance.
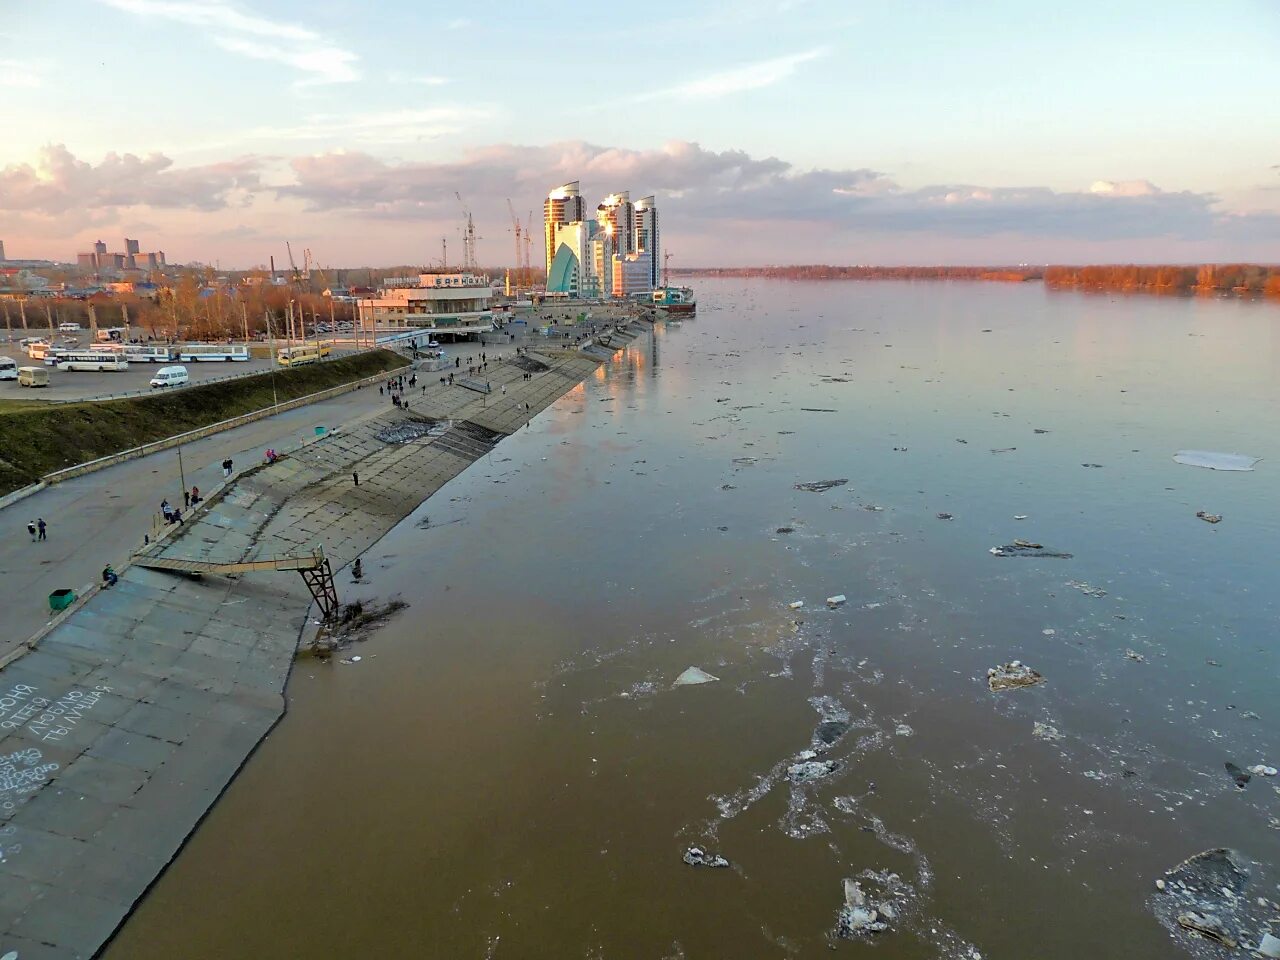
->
[506,199,522,296]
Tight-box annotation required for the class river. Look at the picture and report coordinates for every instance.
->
[104,278,1280,959]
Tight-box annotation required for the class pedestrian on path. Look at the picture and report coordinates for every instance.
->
[184,489,191,509]
[190,486,200,505]
[501,384,506,396]
[353,471,359,486]
[161,499,172,523]
[37,518,47,541]
[27,520,36,542]
[222,458,233,478]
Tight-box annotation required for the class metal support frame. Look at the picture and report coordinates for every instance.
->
[298,559,339,622]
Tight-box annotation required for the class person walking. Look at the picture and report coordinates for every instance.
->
[190,486,200,505]
[37,518,47,541]
[161,499,172,523]
[222,458,233,478]
[184,489,191,509]
[501,384,506,396]
[27,520,37,542]
[353,471,359,487]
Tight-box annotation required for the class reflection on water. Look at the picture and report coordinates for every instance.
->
[107,280,1280,959]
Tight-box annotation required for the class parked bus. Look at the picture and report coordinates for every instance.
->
[0,357,18,381]
[122,344,174,363]
[56,352,129,372]
[277,347,320,367]
[277,341,332,366]
[177,344,250,362]
[26,340,52,360]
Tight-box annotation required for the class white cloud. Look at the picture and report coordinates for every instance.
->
[96,0,359,84]
[637,47,828,101]
[444,17,471,29]
[1089,179,1161,197]
[0,58,48,88]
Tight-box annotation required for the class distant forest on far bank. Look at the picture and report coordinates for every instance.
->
[679,264,1280,299]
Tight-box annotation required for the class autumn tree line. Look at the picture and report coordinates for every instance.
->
[1043,264,1280,297]
[681,263,1280,299]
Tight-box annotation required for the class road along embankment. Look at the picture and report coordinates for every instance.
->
[0,350,407,498]
[0,329,648,959]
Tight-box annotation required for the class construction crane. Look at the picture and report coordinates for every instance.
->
[524,210,534,291]
[302,247,313,282]
[506,199,522,296]
[285,242,301,285]
[455,192,477,271]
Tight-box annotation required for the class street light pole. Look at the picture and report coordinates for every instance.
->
[177,445,187,498]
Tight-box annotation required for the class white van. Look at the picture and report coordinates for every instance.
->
[58,322,81,333]
[150,365,189,389]
[0,358,17,381]
[18,366,49,387]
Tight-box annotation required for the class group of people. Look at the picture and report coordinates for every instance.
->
[160,486,200,524]
[26,518,47,541]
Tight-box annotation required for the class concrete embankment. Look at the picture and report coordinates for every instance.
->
[0,328,647,958]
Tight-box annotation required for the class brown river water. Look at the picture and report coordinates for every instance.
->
[105,279,1280,959]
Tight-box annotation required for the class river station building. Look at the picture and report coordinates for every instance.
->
[356,272,495,340]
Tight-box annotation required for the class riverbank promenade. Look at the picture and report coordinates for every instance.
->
[0,331,644,958]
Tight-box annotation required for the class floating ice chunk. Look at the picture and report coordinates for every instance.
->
[1173,450,1261,471]
[789,600,805,609]
[673,666,720,686]
[1259,932,1280,959]
[682,846,730,868]
[826,595,847,608]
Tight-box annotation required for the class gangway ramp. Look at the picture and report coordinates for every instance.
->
[132,546,341,620]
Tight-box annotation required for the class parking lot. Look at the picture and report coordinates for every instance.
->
[0,341,360,403]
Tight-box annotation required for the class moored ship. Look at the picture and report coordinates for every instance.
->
[652,285,696,315]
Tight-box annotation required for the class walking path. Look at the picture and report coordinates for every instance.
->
[0,334,639,958]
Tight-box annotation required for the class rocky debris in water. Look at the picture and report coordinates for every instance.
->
[776,526,795,534]
[682,846,730,868]
[936,512,954,520]
[826,594,847,608]
[1033,721,1064,741]
[1034,428,1051,434]
[795,478,848,493]
[1196,510,1223,524]
[990,447,1017,454]
[1154,848,1260,952]
[1124,649,1147,663]
[1248,764,1278,777]
[1067,579,1107,597]
[1174,450,1261,471]
[720,484,737,491]
[732,457,758,465]
[894,723,914,737]
[800,407,837,413]
[990,539,1074,559]
[988,661,1045,691]
[1226,762,1252,789]
[788,759,842,784]
[673,666,719,687]
[1081,462,1104,468]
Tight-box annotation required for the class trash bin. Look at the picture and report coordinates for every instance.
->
[49,588,77,612]
[314,426,326,436]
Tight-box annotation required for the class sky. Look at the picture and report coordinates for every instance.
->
[2,0,1279,268]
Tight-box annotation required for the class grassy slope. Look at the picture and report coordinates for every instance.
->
[0,350,405,495]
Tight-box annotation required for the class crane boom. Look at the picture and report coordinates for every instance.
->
[506,199,521,296]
